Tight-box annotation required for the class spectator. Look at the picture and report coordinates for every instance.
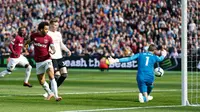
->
[0,0,199,59]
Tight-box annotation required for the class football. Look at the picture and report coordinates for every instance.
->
[154,67,164,77]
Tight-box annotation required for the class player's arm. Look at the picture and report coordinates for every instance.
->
[49,36,56,54]
[24,37,33,49]
[108,54,139,64]
[156,56,165,62]
[22,46,29,56]
[60,40,71,56]
[9,39,17,56]
[156,49,167,62]
[59,33,71,56]
[50,44,56,54]
[118,53,139,63]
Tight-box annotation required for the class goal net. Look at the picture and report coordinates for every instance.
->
[186,0,200,106]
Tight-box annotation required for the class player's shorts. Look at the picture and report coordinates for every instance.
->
[137,73,154,93]
[36,59,53,75]
[7,55,29,71]
[52,58,66,72]
[137,80,153,93]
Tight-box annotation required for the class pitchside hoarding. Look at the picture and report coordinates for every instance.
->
[0,56,182,71]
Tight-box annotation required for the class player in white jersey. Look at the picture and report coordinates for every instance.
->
[43,18,71,97]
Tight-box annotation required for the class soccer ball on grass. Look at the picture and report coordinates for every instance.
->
[154,67,164,77]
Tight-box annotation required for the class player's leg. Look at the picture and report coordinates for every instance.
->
[146,80,154,101]
[43,59,60,98]
[137,77,148,103]
[57,67,68,87]
[18,55,32,87]
[52,59,60,81]
[44,71,60,98]
[36,61,54,100]
[37,73,54,100]
[147,84,154,101]
[45,60,62,101]
[0,69,11,77]
[147,84,154,95]
[23,64,32,87]
[56,58,68,87]
[0,58,18,77]
[138,84,148,103]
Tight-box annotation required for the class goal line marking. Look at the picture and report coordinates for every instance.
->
[60,105,183,112]
[0,89,180,97]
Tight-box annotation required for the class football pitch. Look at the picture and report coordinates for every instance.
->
[0,68,199,112]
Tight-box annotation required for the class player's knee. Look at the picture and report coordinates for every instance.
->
[61,73,68,78]
[39,80,45,85]
[55,71,60,76]
[6,69,12,74]
[25,65,32,71]
[7,66,14,73]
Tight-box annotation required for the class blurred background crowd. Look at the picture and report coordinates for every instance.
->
[0,0,199,58]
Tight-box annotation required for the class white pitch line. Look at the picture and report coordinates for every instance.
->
[60,105,183,112]
[60,89,180,95]
[0,89,180,97]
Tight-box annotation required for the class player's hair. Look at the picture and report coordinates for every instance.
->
[148,44,157,52]
[50,18,59,24]
[17,26,26,37]
[18,26,26,34]
[38,21,49,30]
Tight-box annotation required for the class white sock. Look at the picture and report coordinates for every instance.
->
[0,70,11,77]
[51,78,59,98]
[24,65,32,83]
[42,81,53,95]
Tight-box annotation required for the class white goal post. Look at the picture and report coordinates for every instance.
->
[182,0,200,106]
[181,0,189,106]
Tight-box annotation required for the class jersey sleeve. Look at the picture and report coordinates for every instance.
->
[49,36,54,46]
[60,38,68,51]
[155,55,165,62]
[10,38,16,45]
[119,53,140,63]
[9,38,17,53]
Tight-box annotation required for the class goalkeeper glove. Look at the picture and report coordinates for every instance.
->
[108,56,119,64]
[161,49,167,57]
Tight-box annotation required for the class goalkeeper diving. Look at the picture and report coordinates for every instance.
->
[108,44,167,103]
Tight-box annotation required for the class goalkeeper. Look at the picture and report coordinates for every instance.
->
[108,44,167,103]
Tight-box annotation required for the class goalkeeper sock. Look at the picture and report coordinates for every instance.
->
[143,96,147,102]
[147,85,154,95]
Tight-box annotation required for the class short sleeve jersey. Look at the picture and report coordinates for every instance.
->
[30,33,53,62]
[10,35,24,58]
[47,31,63,59]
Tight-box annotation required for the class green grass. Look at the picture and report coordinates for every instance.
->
[0,68,199,112]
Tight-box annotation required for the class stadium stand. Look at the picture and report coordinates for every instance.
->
[0,0,199,58]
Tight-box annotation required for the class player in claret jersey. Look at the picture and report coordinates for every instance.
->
[0,26,32,88]
[26,21,62,101]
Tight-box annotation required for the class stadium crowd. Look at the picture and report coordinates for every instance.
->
[0,0,199,58]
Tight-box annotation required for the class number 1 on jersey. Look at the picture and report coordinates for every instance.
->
[145,56,149,66]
